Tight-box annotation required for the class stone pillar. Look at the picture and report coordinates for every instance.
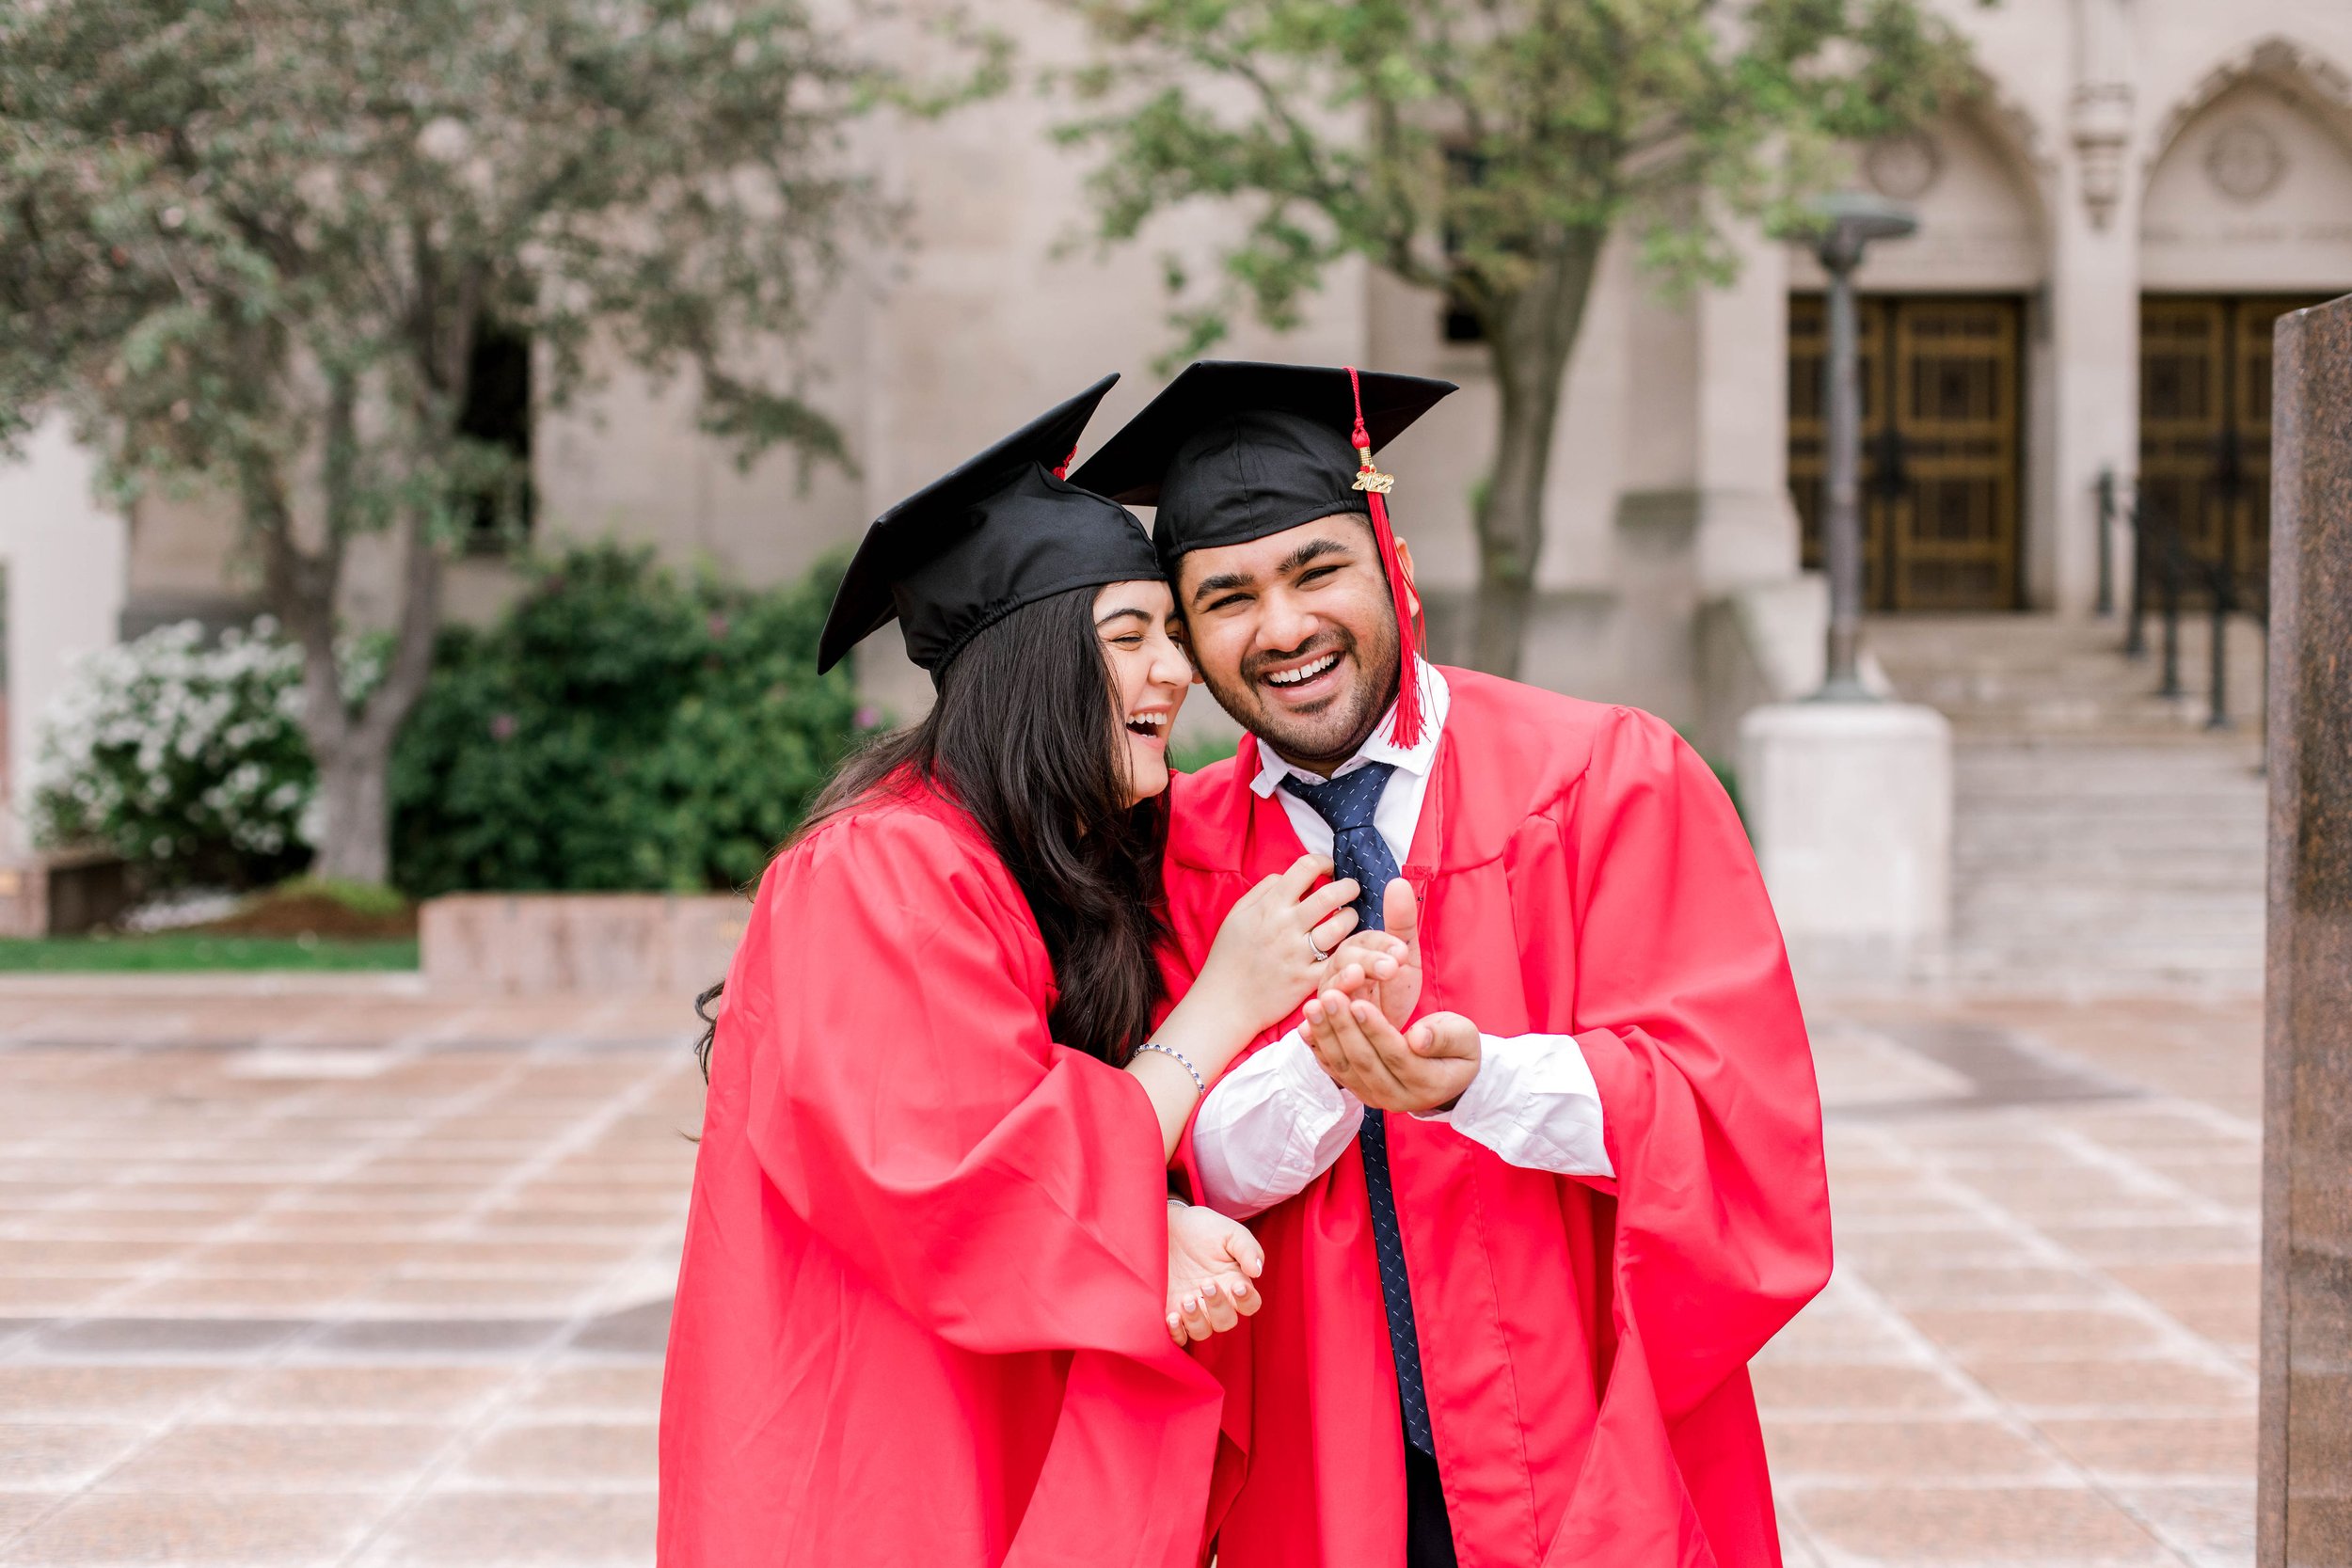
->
[2259,294,2352,1564]
[0,420,130,856]
[2042,0,2139,615]
[1693,224,1802,594]
[1612,216,1814,739]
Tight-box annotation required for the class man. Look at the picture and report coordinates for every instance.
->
[1073,362,1832,1568]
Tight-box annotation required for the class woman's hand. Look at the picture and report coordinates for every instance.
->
[1193,854,1361,1037]
[1166,1200,1264,1347]
[1126,855,1358,1162]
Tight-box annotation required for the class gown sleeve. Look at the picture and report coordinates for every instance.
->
[735,805,1176,1362]
[1563,707,1834,1425]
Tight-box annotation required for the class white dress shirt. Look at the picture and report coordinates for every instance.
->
[1189,661,1614,1219]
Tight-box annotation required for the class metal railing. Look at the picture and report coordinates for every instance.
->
[2103,467,2256,736]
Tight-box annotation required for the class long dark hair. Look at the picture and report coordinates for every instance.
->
[695,583,1170,1078]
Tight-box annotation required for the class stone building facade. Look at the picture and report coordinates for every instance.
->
[8,0,2352,835]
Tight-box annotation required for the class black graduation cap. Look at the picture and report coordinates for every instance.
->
[817,373,1162,681]
[1069,360,1456,743]
[1068,360,1456,562]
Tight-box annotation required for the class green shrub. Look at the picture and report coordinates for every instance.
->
[1170,734,1239,775]
[390,546,871,896]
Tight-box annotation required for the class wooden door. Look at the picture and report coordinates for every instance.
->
[2138,294,2328,610]
[1788,294,2026,610]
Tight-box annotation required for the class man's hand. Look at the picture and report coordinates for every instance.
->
[1322,879,1423,1030]
[1301,986,1480,1116]
[1166,1201,1264,1346]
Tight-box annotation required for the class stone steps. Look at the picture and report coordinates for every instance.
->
[1870,612,2269,737]
[1955,875,2263,904]
[1951,871,2262,898]
[1954,816,2266,840]
[1946,932,2265,959]
[1954,802,2266,828]
[1942,956,2263,991]
[1867,613,2267,994]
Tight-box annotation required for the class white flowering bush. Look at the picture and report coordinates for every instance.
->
[31,620,320,888]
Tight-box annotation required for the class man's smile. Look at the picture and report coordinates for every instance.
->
[1264,652,1339,688]
[1255,647,1347,707]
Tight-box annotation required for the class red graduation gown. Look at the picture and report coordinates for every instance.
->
[1162,670,1832,1568]
[659,780,1224,1568]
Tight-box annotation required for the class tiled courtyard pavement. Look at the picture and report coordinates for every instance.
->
[0,976,2261,1566]
[1774,997,2260,1568]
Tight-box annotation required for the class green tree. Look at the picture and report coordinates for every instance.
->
[0,0,990,883]
[1058,0,1978,675]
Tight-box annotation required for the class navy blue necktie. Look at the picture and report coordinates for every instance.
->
[1281,763,1435,1456]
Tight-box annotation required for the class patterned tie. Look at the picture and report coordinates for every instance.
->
[1281,763,1435,1455]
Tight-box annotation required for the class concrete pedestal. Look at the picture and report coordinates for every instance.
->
[1739,700,1951,983]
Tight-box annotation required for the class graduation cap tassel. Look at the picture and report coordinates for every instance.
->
[1344,365,1424,749]
[1051,443,1078,482]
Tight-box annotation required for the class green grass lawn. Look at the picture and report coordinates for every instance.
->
[0,933,419,973]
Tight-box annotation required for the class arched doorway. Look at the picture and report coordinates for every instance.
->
[2138,64,2352,607]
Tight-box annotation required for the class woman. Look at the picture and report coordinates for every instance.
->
[659,376,1359,1568]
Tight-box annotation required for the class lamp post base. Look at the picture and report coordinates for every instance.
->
[1807,673,1882,704]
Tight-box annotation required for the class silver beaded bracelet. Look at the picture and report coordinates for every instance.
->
[1134,1041,1205,1094]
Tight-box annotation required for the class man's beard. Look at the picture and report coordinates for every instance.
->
[1200,617,1403,773]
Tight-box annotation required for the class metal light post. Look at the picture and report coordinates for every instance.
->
[1807,193,1917,701]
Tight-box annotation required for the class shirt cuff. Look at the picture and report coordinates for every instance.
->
[1419,1031,1613,1178]
[1262,1026,1357,1115]
[1189,1028,1364,1218]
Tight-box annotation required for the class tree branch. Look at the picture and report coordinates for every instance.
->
[355,497,443,751]
[1367,97,1448,295]
[1195,41,1353,215]
[1423,9,1488,147]
[321,368,359,545]
[245,453,349,752]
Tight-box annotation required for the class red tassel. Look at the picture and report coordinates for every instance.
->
[1052,443,1078,481]
[1345,366,1423,749]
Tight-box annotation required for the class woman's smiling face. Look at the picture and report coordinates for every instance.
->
[1094,578,1193,806]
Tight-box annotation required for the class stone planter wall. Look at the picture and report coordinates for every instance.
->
[0,849,135,937]
[420,893,749,997]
